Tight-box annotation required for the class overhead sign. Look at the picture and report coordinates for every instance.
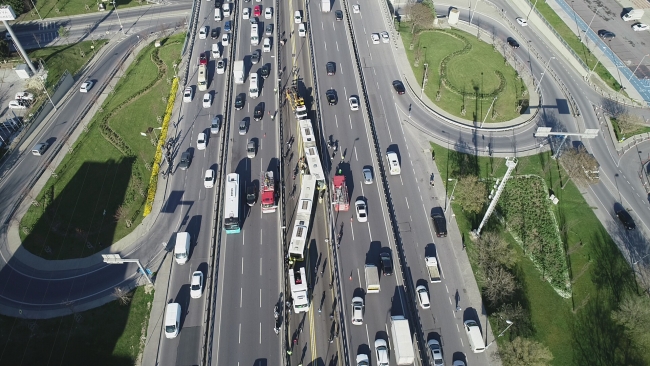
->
[534,127,552,138]
[102,254,124,263]
[583,129,599,138]
[0,6,17,20]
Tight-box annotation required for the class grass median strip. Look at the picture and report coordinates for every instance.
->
[17,0,145,22]
[19,34,183,259]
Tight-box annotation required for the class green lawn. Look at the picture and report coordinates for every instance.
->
[17,0,146,22]
[27,40,108,89]
[533,1,622,92]
[400,27,528,122]
[0,287,153,365]
[432,143,646,365]
[19,33,184,259]
[609,117,650,141]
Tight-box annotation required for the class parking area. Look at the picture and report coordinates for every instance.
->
[0,67,32,148]
[570,0,650,80]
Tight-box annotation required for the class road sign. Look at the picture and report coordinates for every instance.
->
[583,129,599,138]
[534,127,552,138]
[102,254,124,264]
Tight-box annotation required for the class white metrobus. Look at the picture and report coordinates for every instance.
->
[224,173,241,234]
[288,175,316,262]
[198,64,208,91]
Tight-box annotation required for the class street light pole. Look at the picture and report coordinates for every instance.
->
[112,0,125,34]
[535,56,555,95]
[486,320,514,349]
[526,0,539,22]
[629,54,650,81]
[420,63,429,99]
[480,96,497,128]
[444,178,458,214]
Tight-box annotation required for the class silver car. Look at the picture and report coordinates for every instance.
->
[239,120,247,135]
[362,168,373,184]
[351,297,364,325]
[375,339,389,366]
[427,339,444,366]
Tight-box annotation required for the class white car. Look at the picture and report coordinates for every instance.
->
[353,4,360,13]
[416,285,431,309]
[298,23,306,37]
[212,43,221,58]
[294,10,302,23]
[80,80,94,93]
[8,100,27,109]
[263,37,271,52]
[371,33,380,44]
[265,7,272,19]
[197,132,207,150]
[242,7,250,19]
[351,297,364,325]
[199,26,208,39]
[222,33,230,46]
[355,200,368,222]
[348,96,359,111]
[202,93,212,108]
[15,91,34,100]
[381,31,389,43]
[204,169,215,188]
[183,87,193,103]
[375,339,389,366]
[190,271,204,298]
[632,23,649,31]
[516,17,528,26]
[216,60,225,74]
[362,168,373,184]
[427,339,444,366]
[356,353,370,366]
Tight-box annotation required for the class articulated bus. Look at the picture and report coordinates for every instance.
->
[198,64,208,91]
[288,175,316,262]
[224,173,241,234]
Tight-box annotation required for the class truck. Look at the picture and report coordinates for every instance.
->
[390,316,415,365]
[286,85,309,120]
[622,9,644,21]
[197,64,208,91]
[321,0,331,12]
[426,255,441,283]
[261,171,277,213]
[233,60,245,84]
[290,267,310,313]
[364,264,380,293]
[332,169,349,211]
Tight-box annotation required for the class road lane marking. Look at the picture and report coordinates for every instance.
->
[350,219,355,241]
[239,323,242,344]
[354,146,358,161]
[240,287,243,307]
[348,114,353,129]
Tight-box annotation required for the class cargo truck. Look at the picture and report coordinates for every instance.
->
[426,255,441,283]
[364,264,380,293]
[390,316,415,365]
[622,9,644,21]
[233,60,245,84]
[321,0,331,12]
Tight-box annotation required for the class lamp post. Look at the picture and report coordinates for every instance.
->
[535,56,555,95]
[629,54,650,81]
[585,46,605,80]
[444,178,458,214]
[526,0,539,22]
[570,1,581,41]
[480,96,497,128]
[112,0,125,34]
[633,252,650,265]
[585,7,600,36]
[486,320,514,349]
[420,63,429,99]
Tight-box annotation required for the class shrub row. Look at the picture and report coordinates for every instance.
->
[143,77,179,216]
[498,176,571,297]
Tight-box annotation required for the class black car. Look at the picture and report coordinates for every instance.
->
[211,28,219,39]
[616,206,635,230]
[431,212,447,237]
[214,0,222,8]
[254,103,264,121]
[598,29,615,40]
[507,37,519,49]
[260,64,270,79]
[251,50,260,65]
[335,10,343,21]
[326,89,338,105]
[247,185,258,206]
[265,23,273,36]
[326,61,336,76]
[235,93,245,110]
[179,151,191,170]
[380,252,393,276]
[392,80,405,95]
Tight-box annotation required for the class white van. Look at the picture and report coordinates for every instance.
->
[164,303,181,339]
[212,43,221,58]
[174,232,191,265]
[222,3,231,17]
[251,23,259,46]
[214,8,222,21]
[249,73,259,99]
[263,37,271,52]
[464,320,486,353]
[386,151,401,175]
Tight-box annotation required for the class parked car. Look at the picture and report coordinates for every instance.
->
[8,100,27,109]
[294,10,302,23]
[632,23,649,31]
[15,91,34,100]
[598,29,615,39]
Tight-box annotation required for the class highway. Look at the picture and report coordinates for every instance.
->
[206,0,283,364]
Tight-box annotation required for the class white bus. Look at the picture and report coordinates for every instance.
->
[224,173,241,234]
[198,64,208,91]
[288,175,316,262]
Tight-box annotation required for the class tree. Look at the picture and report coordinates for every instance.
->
[616,112,645,135]
[498,337,553,366]
[454,175,486,214]
[482,266,517,305]
[496,302,532,337]
[112,287,132,305]
[405,3,435,34]
[559,145,600,188]
[611,294,650,348]
[476,231,517,271]
[0,40,9,58]
[113,205,129,222]
[58,26,70,41]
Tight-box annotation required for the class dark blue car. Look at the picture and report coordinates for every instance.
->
[224,21,231,32]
